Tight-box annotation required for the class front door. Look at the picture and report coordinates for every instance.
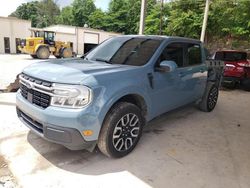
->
[4,37,10,53]
[149,42,188,117]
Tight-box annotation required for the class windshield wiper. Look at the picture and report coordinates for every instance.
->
[95,58,111,64]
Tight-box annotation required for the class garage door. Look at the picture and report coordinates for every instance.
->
[84,32,99,44]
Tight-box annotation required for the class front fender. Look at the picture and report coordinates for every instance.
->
[35,44,49,53]
[98,86,152,126]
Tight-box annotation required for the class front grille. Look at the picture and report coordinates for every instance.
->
[19,109,43,134]
[20,74,52,109]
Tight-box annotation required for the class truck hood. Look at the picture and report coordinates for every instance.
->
[22,58,137,85]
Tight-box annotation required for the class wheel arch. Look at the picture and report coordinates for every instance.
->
[35,44,49,53]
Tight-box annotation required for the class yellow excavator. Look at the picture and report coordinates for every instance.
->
[19,28,73,59]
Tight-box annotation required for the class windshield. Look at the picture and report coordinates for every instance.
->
[85,37,163,66]
[215,51,247,61]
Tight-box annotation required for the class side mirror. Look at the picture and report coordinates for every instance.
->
[155,60,177,73]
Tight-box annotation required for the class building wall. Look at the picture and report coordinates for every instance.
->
[0,18,120,55]
[46,25,121,55]
[0,17,31,54]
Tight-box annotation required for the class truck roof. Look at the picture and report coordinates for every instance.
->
[118,35,202,43]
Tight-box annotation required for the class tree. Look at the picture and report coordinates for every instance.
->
[56,6,74,25]
[36,0,61,27]
[9,1,40,27]
[10,0,60,28]
[164,0,204,39]
[89,9,109,30]
[72,0,96,27]
[145,2,169,35]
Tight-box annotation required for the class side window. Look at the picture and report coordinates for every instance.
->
[187,44,202,66]
[159,42,184,68]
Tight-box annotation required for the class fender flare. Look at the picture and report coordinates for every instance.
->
[35,44,49,53]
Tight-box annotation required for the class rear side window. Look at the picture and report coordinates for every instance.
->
[187,44,202,66]
[215,51,247,61]
[159,42,184,67]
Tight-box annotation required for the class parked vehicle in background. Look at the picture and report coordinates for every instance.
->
[19,28,73,59]
[16,36,224,158]
[214,50,250,91]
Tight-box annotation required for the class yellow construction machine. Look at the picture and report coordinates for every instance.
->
[19,28,73,59]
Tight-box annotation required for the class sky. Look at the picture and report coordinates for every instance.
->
[0,0,111,17]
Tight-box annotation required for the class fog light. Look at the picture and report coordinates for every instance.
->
[82,130,93,136]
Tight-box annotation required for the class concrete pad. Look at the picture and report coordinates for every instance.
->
[0,54,46,90]
[0,93,16,106]
[0,90,250,188]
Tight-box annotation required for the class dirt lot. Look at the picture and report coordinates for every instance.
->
[0,89,250,188]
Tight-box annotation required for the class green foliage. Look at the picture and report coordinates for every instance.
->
[72,0,96,27]
[56,6,74,26]
[9,0,250,43]
[9,1,40,27]
[36,0,60,27]
[10,0,60,28]
[89,9,109,30]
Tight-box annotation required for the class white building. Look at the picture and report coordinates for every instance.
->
[0,17,121,54]
[44,25,120,54]
[0,16,31,54]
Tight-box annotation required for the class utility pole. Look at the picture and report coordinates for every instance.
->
[200,0,210,42]
[159,0,164,35]
[139,0,147,35]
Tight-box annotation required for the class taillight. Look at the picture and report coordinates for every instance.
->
[29,41,34,46]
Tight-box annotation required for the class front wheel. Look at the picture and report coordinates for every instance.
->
[199,82,219,112]
[98,102,145,158]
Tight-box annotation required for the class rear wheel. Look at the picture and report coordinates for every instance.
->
[98,102,144,158]
[199,82,219,112]
[36,47,50,59]
[61,48,72,58]
[242,79,250,91]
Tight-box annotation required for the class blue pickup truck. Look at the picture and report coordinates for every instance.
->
[16,36,223,158]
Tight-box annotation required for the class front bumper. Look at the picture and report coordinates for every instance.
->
[16,91,100,151]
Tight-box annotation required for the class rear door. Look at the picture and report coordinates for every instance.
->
[185,43,207,100]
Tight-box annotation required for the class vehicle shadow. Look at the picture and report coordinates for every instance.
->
[27,104,200,186]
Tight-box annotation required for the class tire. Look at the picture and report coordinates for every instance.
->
[36,47,50,59]
[61,48,72,58]
[30,54,38,59]
[98,102,145,158]
[199,82,219,112]
[242,79,250,91]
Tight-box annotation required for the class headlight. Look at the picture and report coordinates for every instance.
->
[51,84,92,108]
